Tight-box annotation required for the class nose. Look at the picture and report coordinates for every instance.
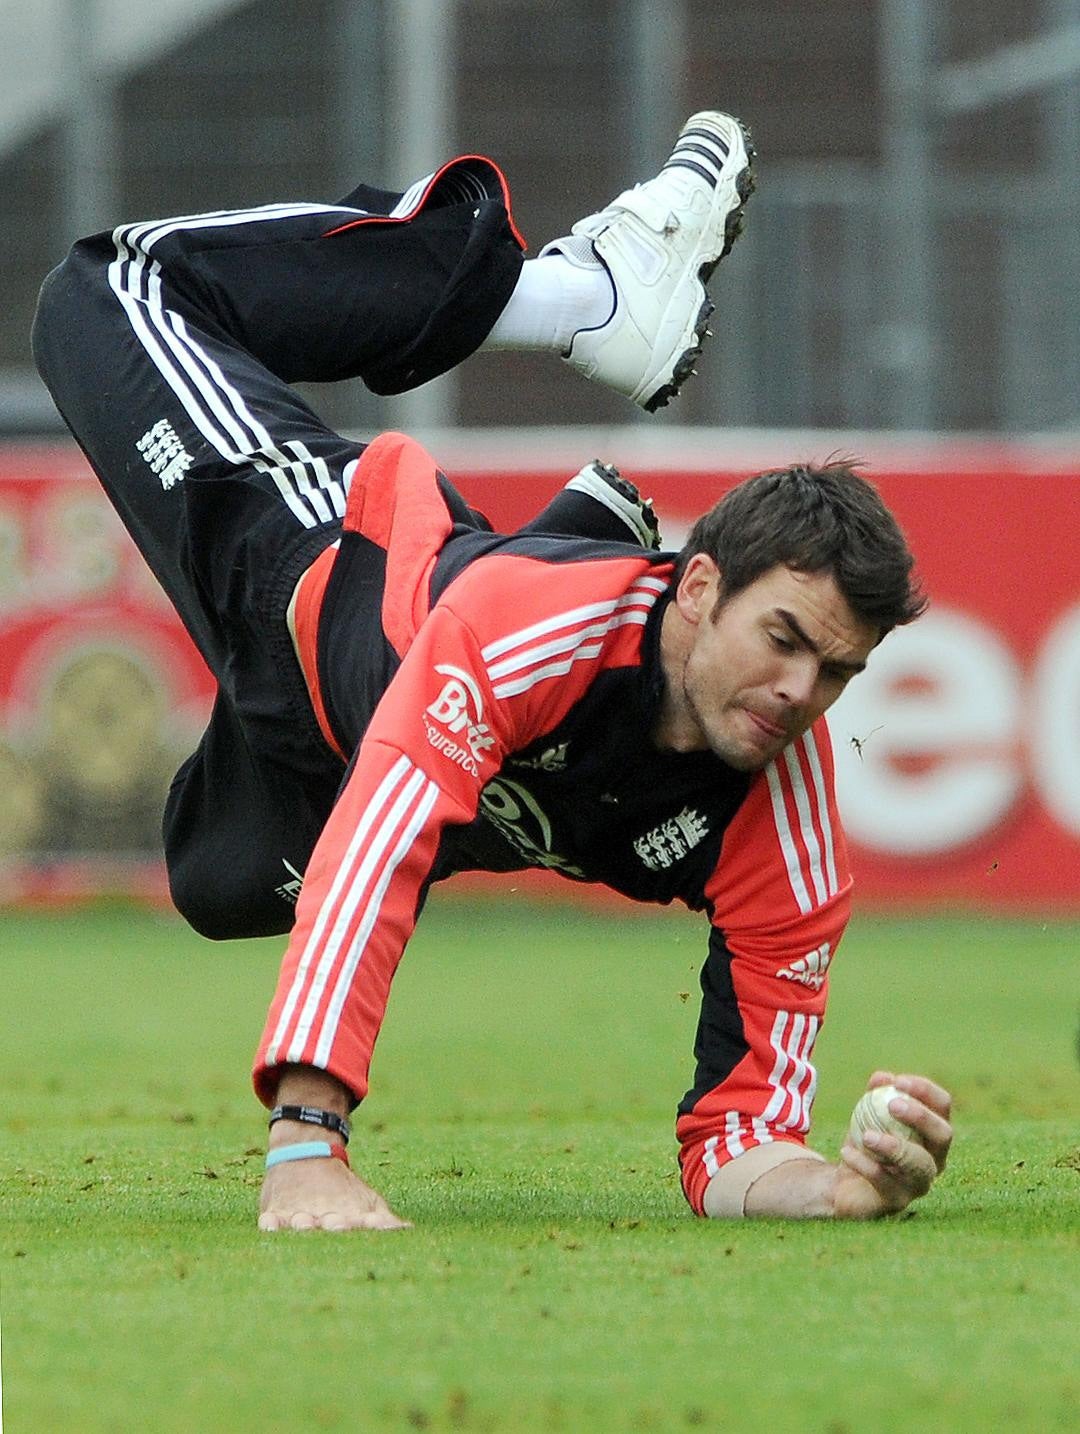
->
[775,654,818,708]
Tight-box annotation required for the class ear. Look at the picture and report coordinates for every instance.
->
[674,553,721,627]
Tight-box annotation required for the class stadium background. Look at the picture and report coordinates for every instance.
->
[1,0,1078,913]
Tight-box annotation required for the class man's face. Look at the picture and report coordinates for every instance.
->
[659,559,879,770]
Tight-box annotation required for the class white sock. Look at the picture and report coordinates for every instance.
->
[482,241,615,355]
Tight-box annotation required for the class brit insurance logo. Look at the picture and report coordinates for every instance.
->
[136,418,193,491]
[423,664,496,778]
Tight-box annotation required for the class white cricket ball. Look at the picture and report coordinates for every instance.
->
[848,1084,924,1149]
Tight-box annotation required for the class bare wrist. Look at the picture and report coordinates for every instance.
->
[273,1064,352,1110]
[267,1065,353,1148]
[742,1157,841,1218]
[703,1143,827,1218]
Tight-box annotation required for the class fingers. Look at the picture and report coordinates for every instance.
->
[892,1073,953,1121]
[861,1129,935,1190]
[258,1159,412,1233]
[867,1070,952,1118]
[866,1072,954,1172]
[840,1131,936,1210]
[839,1069,955,1217]
[258,1207,411,1233]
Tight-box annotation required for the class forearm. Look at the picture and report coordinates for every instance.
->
[702,1142,833,1219]
[706,1148,890,1221]
[739,1155,868,1219]
[252,747,457,1107]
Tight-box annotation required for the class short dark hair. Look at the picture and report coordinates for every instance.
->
[674,460,926,635]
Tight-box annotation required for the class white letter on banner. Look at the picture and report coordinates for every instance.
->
[830,608,1023,854]
[1031,600,1080,838]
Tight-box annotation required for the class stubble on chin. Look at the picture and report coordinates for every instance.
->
[709,739,770,774]
[706,712,793,773]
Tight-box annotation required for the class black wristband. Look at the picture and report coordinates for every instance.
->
[269,1104,351,1144]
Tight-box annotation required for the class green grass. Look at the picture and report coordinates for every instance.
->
[1,896,1078,1433]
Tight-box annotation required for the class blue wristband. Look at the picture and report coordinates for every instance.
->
[266,1141,338,1169]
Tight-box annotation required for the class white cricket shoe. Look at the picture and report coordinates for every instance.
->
[564,459,661,550]
[543,111,755,410]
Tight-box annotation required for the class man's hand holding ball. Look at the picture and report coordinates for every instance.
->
[834,1072,954,1218]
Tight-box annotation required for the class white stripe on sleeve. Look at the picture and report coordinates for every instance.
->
[313,777,441,1067]
[265,755,414,1065]
[765,764,813,915]
[286,764,430,1059]
[802,729,839,896]
[783,744,830,904]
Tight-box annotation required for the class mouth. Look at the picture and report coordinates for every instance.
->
[745,709,788,743]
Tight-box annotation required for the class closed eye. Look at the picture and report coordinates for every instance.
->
[772,608,868,682]
[823,664,855,686]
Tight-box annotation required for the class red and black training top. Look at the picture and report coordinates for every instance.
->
[254,433,852,1214]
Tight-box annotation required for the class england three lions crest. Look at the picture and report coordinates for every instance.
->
[633,807,709,872]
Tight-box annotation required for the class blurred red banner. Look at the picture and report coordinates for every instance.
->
[0,446,213,905]
[2,439,1077,911]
